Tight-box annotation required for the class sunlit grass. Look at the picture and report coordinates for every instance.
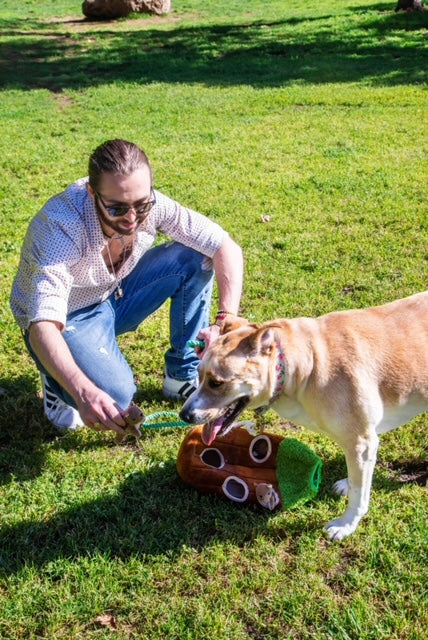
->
[0,1,427,638]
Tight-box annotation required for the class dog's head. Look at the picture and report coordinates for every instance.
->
[180,317,281,445]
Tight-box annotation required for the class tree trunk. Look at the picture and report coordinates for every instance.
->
[395,0,424,11]
[82,0,171,20]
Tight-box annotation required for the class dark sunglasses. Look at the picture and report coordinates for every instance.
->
[96,187,156,218]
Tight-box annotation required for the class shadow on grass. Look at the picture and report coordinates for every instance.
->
[1,444,425,577]
[0,372,184,487]
[0,375,53,485]
[0,9,427,91]
[0,459,315,576]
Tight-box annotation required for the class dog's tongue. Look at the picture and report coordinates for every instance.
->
[201,419,224,445]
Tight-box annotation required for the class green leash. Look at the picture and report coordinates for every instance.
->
[143,411,189,429]
[187,339,205,349]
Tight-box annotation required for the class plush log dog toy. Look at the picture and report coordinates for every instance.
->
[177,426,322,510]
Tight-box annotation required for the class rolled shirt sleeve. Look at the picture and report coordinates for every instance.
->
[153,191,228,258]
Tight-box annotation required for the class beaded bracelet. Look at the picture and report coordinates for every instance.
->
[215,310,236,326]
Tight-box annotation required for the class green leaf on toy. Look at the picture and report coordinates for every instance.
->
[276,438,323,508]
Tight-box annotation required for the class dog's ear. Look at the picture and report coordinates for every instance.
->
[252,327,276,356]
[221,316,249,334]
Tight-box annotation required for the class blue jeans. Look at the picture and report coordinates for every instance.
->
[25,242,214,410]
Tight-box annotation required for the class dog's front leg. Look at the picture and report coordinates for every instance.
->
[325,433,379,541]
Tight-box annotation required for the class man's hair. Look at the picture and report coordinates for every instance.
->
[88,139,152,189]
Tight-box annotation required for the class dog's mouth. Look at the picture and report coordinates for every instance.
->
[201,396,250,446]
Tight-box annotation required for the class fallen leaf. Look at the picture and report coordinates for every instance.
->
[94,614,117,631]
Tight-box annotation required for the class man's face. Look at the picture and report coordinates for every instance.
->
[88,166,153,236]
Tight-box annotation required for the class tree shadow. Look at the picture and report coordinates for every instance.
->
[349,2,398,12]
[350,1,428,13]
[0,371,183,488]
[0,375,53,486]
[1,438,425,577]
[0,459,324,576]
[0,372,133,486]
[0,9,426,92]
[0,377,319,576]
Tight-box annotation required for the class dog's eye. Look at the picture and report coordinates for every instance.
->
[208,378,223,389]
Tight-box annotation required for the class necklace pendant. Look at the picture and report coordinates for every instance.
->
[115,287,124,300]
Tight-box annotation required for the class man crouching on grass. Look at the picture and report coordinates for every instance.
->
[10,139,243,438]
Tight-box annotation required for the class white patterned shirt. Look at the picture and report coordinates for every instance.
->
[10,177,227,330]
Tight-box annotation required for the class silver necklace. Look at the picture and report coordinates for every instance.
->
[105,239,124,300]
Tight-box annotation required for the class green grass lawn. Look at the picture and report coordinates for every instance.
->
[0,1,427,638]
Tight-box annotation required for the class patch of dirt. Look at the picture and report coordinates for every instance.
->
[379,460,427,486]
[53,93,76,108]
[42,12,201,31]
[280,420,304,432]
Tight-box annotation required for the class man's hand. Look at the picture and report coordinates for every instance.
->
[195,323,221,358]
[76,386,127,435]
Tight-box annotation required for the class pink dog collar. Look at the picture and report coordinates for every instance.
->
[255,343,286,415]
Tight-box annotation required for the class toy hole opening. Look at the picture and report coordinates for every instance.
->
[200,448,225,469]
[249,435,272,463]
[222,476,249,503]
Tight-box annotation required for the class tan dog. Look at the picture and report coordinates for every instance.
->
[180,292,428,540]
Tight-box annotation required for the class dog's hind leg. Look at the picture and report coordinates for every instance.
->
[325,432,379,541]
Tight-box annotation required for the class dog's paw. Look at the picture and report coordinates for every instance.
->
[324,518,357,542]
[332,478,349,497]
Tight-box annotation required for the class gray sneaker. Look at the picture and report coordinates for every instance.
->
[162,374,198,400]
[41,374,84,431]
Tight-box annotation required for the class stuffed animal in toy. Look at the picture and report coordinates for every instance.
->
[115,402,145,444]
[177,425,322,510]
